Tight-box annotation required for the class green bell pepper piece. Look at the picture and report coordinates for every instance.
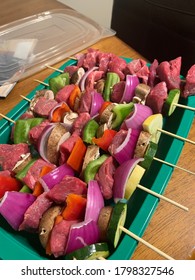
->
[84,154,109,183]
[111,102,134,130]
[16,158,37,182]
[139,141,158,171]
[13,118,44,144]
[19,185,32,193]
[49,72,70,94]
[82,119,99,144]
[103,72,120,101]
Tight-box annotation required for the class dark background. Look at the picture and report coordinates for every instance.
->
[111,0,195,75]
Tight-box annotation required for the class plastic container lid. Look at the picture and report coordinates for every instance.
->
[0,8,115,85]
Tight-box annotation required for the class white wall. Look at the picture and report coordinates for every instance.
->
[57,0,114,28]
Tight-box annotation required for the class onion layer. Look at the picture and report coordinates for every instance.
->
[79,67,99,92]
[49,101,70,122]
[84,180,104,223]
[65,219,100,254]
[113,158,144,202]
[124,103,153,131]
[90,91,104,118]
[111,128,140,164]
[39,163,75,191]
[37,123,56,162]
[0,191,36,230]
[120,74,140,103]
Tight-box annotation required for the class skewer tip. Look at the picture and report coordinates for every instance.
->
[0,113,15,124]
[158,128,195,145]
[45,64,64,73]
[34,79,49,87]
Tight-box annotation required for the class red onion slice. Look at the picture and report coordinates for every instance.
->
[84,180,104,223]
[90,91,104,118]
[37,123,56,162]
[124,103,153,130]
[49,101,70,122]
[39,163,75,191]
[65,219,100,254]
[113,158,144,202]
[120,74,139,103]
[79,67,99,92]
[0,191,36,230]
[112,128,140,164]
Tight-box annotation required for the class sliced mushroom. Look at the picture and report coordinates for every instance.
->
[134,131,152,158]
[62,111,78,130]
[81,145,100,175]
[96,123,109,138]
[132,96,142,104]
[39,205,62,249]
[47,124,67,165]
[70,67,85,85]
[12,153,32,174]
[97,206,113,241]
[134,84,151,104]
[94,78,105,93]
[99,103,115,125]
[57,131,71,151]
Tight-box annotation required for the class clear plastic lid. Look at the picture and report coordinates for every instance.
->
[0,8,116,85]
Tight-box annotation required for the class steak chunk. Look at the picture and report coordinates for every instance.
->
[71,112,91,136]
[182,64,195,98]
[95,156,117,200]
[108,56,127,80]
[146,81,168,113]
[0,143,29,171]
[126,59,149,84]
[23,159,55,190]
[28,120,50,146]
[46,175,87,204]
[50,219,77,258]
[59,133,79,165]
[148,59,159,88]
[156,57,181,90]
[55,84,75,103]
[19,192,53,232]
[33,97,58,118]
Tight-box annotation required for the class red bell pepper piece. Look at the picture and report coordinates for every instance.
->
[66,137,87,173]
[32,165,54,197]
[62,193,87,220]
[68,85,81,110]
[51,102,71,122]
[92,129,117,152]
[98,101,112,116]
[0,175,22,199]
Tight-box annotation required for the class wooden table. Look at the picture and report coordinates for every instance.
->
[0,0,195,260]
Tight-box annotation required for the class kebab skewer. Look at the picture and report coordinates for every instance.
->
[0,110,189,213]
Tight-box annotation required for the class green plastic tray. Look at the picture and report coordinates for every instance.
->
[0,58,194,260]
